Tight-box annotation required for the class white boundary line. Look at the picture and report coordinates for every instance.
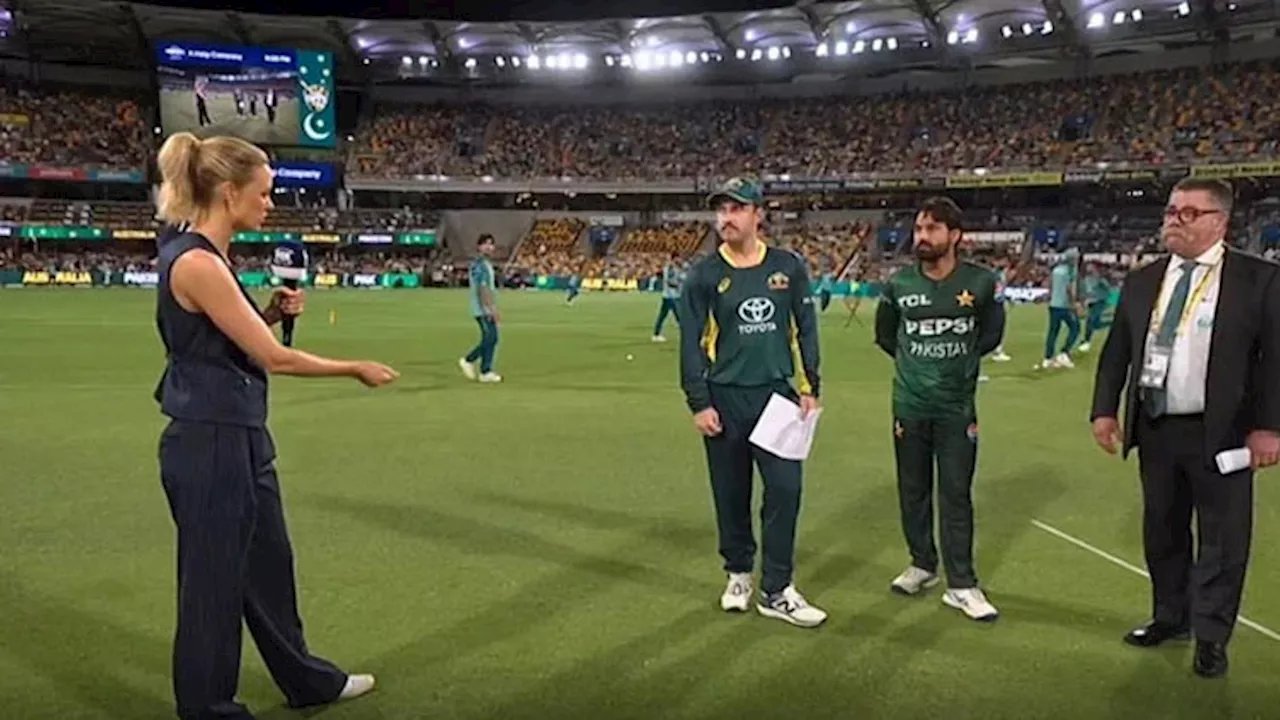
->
[1031,519,1280,643]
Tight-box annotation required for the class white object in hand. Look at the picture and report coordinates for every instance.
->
[748,393,823,461]
[1215,447,1252,475]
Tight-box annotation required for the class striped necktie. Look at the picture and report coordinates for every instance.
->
[1143,259,1199,417]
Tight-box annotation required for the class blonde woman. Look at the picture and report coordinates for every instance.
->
[153,131,396,719]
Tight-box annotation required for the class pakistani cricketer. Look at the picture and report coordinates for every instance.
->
[874,196,1006,622]
[459,233,502,383]
[653,252,684,341]
[679,176,826,628]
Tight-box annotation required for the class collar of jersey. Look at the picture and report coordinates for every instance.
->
[718,242,767,269]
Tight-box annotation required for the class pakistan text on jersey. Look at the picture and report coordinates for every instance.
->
[907,341,971,359]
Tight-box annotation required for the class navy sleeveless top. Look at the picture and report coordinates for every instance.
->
[153,232,269,426]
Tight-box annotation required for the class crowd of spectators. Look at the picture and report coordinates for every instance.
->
[0,85,149,170]
[350,61,1280,181]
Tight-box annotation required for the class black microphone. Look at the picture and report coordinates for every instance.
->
[269,240,309,347]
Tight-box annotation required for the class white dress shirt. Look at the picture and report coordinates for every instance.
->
[1146,240,1225,415]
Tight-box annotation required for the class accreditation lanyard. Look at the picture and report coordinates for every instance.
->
[1148,257,1221,343]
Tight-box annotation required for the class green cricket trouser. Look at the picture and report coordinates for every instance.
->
[893,414,980,588]
[704,381,803,595]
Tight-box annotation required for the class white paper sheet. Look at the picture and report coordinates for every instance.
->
[747,393,823,461]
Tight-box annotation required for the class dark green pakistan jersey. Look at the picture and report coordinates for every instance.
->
[679,245,821,413]
[875,261,1005,419]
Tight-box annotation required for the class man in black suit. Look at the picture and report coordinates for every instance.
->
[1090,177,1280,678]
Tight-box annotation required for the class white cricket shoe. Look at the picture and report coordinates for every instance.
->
[1077,342,1093,353]
[756,585,827,628]
[1054,353,1075,368]
[991,351,1012,363]
[479,372,503,383]
[943,587,999,622]
[458,358,478,381]
[652,335,667,343]
[338,673,376,701]
[890,566,940,596]
[720,572,753,612]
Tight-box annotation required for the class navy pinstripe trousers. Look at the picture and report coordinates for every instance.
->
[159,421,346,719]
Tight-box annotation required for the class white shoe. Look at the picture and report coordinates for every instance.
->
[991,352,1012,362]
[1054,353,1075,368]
[756,585,827,628]
[943,587,999,622]
[890,566,940,596]
[479,372,503,383]
[720,572,752,612]
[338,673,376,701]
[1077,342,1092,353]
[978,374,990,383]
[652,335,667,342]
[458,358,478,381]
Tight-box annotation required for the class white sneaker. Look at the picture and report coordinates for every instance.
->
[1054,353,1075,368]
[890,566,940,596]
[991,352,1012,363]
[1077,342,1092,353]
[458,358,478,381]
[756,585,827,628]
[943,587,999,622]
[978,374,991,383]
[338,673,376,701]
[479,372,503,383]
[652,335,667,343]
[720,572,752,612]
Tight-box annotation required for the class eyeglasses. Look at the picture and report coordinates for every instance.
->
[1163,206,1221,224]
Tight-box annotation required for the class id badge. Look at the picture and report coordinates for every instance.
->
[1140,344,1171,389]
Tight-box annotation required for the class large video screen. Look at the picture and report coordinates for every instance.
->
[155,42,336,149]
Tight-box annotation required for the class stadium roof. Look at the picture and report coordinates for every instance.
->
[3,0,1270,82]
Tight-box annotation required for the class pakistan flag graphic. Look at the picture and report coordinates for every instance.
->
[295,51,335,148]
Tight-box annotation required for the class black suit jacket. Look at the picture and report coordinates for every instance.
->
[1090,246,1280,459]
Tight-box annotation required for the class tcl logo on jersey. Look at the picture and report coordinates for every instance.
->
[904,316,975,337]
[736,297,779,335]
[897,294,933,309]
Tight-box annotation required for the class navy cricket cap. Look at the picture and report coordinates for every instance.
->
[707,176,764,208]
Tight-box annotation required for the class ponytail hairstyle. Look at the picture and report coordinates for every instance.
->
[156,132,269,225]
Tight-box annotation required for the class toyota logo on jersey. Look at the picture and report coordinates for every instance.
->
[737,296,779,334]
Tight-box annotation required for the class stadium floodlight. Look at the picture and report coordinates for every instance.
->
[700,51,710,63]
[835,40,849,55]
[512,56,522,67]
[464,58,477,69]
[846,21,856,33]
[1177,1,1191,15]
[782,46,791,58]
[947,30,960,44]
[687,51,698,64]
[817,42,830,57]
[420,56,431,66]
[1131,8,1143,21]
[621,53,633,67]
[1001,25,1013,38]
[1113,10,1126,24]
[886,37,898,50]
[871,38,883,52]
[736,48,747,59]
[1042,20,1054,34]
[495,57,505,67]
[1022,22,1033,35]
[853,39,866,53]
[546,55,558,68]
[605,55,615,67]
[767,46,780,60]
[527,55,540,69]
[670,50,684,67]
[745,28,758,42]
[573,53,588,69]
[635,50,651,69]
[655,52,667,68]
[964,28,978,43]
[1088,12,1105,27]
[647,35,660,47]
[458,37,472,50]
[751,48,763,61]
[557,53,571,68]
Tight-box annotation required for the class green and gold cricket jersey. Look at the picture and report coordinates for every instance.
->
[679,244,821,413]
[874,261,1005,419]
